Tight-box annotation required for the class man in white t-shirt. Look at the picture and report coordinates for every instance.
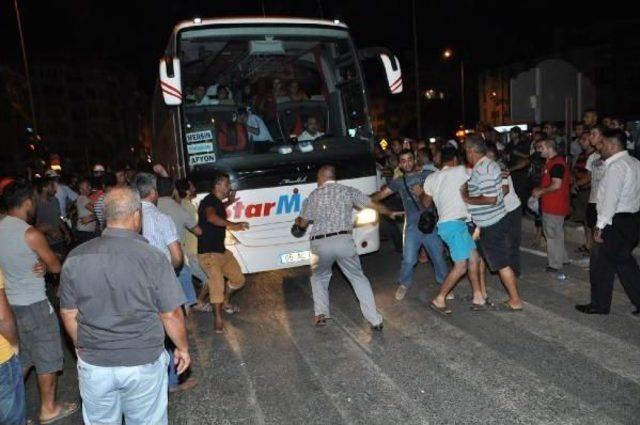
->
[585,125,607,244]
[416,146,488,314]
[298,116,324,142]
[237,108,272,151]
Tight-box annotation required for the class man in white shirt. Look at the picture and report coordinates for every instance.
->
[418,146,487,314]
[298,116,324,142]
[576,129,640,315]
[237,108,273,152]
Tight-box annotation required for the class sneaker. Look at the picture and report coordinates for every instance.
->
[572,257,590,269]
[395,285,408,301]
[445,292,455,301]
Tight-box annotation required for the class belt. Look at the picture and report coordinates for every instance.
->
[310,230,352,241]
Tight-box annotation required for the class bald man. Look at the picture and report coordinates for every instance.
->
[59,186,190,424]
[295,165,401,329]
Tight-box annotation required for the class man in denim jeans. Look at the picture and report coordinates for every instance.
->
[372,149,450,301]
[0,268,25,425]
[60,186,190,425]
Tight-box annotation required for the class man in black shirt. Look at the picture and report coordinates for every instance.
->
[197,173,249,332]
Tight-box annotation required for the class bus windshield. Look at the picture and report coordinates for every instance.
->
[178,27,373,177]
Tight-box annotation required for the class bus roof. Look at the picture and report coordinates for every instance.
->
[173,16,349,35]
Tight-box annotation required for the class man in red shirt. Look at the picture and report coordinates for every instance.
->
[532,139,571,273]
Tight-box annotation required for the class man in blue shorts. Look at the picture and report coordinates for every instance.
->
[417,146,488,314]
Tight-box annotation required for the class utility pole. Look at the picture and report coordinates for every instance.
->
[13,0,38,135]
[412,0,421,139]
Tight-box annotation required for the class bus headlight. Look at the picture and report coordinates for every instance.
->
[355,208,378,226]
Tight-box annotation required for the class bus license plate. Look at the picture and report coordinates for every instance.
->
[280,250,311,264]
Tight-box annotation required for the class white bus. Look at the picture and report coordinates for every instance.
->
[152,17,402,273]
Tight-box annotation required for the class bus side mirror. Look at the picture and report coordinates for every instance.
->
[358,47,403,95]
[380,54,403,94]
[159,57,182,106]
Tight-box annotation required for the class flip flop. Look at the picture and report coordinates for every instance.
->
[39,402,79,424]
[495,301,524,312]
[470,302,493,311]
[429,303,452,316]
[314,315,328,326]
[192,303,212,312]
[223,304,240,315]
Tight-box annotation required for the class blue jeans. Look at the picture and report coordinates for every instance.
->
[0,355,26,425]
[77,351,169,425]
[177,264,197,306]
[398,224,449,287]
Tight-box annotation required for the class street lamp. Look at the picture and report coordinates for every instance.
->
[442,49,465,127]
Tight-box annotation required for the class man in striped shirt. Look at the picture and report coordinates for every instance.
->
[461,136,524,311]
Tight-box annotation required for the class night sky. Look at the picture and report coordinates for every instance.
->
[1,0,625,96]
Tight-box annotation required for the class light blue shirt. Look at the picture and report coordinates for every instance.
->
[247,113,273,142]
[141,201,179,262]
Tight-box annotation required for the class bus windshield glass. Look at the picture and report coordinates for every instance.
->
[178,26,372,173]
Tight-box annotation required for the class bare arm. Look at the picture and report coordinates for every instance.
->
[206,206,248,231]
[25,227,61,274]
[160,307,190,374]
[188,225,202,237]
[370,186,394,203]
[532,177,562,198]
[0,289,18,350]
[60,308,78,347]
[167,241,184,269]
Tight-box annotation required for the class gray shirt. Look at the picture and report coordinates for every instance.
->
[36,195,63,244]
[300,181,370,237]
[59,228,186,367]
[0,216,46,306]
[157,197,197,244]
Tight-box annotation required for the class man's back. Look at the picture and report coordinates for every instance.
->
[301,182,370,237]
[423,166,469,223]
[60,228,185,367]
[141,200,179,260]
[157,197,196,243]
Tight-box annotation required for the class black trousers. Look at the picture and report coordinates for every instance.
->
[590,212,640,311]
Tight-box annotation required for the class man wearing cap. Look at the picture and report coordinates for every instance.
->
[294,165,400,328]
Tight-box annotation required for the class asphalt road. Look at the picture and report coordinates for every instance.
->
[26,232,640,424]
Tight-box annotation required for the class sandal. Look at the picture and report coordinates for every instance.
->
[470,302,492,311]
[429,302,452,316]
[495,301,524,312]
[314,314,328,326]
[192,302,212,312]
[223,304,240,315]
[39,402,79,424]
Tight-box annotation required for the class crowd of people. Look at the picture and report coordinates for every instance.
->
[0,163,251,424]
[0,107,639,424]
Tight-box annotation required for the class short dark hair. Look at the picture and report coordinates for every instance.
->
[157,177,175,197]
[103,173,117,189]
[485,141,498,155]
[1,179,33,211]
[440,146,458,163]
[175,179,190,199]
[603,128,627,148]
[35,176,56,194]
[399,149,414,159]
[212,173,230,188]
[590,124,606,134]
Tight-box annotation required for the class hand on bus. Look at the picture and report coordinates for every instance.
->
[231,222,250,231]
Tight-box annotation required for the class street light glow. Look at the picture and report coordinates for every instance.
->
[443,49,453,59]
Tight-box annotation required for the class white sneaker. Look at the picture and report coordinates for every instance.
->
[572,257,590,269]
[395,285,408,301]
[445,292,455,301]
